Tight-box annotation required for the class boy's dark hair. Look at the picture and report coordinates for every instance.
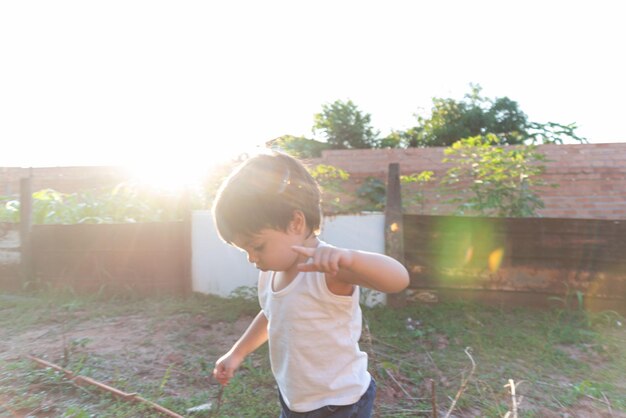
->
[213,152,322,244]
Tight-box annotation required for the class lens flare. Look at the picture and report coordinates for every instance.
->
[488,248,505,272]
[464,246,474,265]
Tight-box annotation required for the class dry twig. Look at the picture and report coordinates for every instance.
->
[431,379,438,418]
[503,379,520,418]
[444,347,476,418]
[27,355,184,418]
[385,368,412,399]
[601,392,614,417]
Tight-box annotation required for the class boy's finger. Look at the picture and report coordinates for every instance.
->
[298,262,338,276]
[297,263,316,272]
[329,254,340,272]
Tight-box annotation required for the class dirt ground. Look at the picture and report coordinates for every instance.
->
[0,301,256,417]
[2,312,250,366]
[1,296,625,417]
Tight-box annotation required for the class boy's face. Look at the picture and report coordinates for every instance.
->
[232,227,304,273]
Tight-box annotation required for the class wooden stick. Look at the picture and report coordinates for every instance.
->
[385,369,412,398]
[444,347,476,418]
[431,379,438,418]
[27,355,183,418]
[506,379,518,418]
[601,392,614,417]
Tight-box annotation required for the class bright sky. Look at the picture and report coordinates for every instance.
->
[1,1,625,172]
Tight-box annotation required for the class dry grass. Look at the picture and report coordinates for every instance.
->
[1,291,625,417]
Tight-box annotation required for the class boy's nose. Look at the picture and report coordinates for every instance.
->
[246,252,258,264]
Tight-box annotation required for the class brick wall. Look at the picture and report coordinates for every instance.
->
[309,143,626,220]
[2,143,625,220]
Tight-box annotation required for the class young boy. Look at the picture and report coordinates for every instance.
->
[212,152,409,417]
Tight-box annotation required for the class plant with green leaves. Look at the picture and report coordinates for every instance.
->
[308,164,353,213]
[1,183,205,225]
[355,172,435,212]
[440,134,550,217]
[0,195,20,222]
[400,170,435,211]
[308,164,350,189]
[355,177,386,211]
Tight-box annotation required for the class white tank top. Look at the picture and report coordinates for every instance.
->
[258,254,371,412]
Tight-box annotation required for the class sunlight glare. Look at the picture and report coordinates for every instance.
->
[128,161,207,192]
[125,146,247,192]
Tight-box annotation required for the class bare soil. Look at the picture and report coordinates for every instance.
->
[1,296,625,417]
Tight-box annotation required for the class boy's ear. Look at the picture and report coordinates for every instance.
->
[288,210,306,234]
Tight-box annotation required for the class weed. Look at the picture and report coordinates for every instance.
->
[1,291,625,417]
[228,285,258,301]
[547,283,585,311]
[61,406,92,418]
[157,364,173,397]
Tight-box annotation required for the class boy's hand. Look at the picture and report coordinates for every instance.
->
[292,245,354,276]
[213,351,244,386]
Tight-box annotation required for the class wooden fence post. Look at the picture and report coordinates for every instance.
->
[19,176,33,284]
[385,163,406,307]
[180,188,193,296]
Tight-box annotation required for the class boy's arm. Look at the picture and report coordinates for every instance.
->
[293,246,410,293]
[213,310,268,385]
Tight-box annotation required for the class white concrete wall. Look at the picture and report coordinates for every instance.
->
[319,213,387,306]
[191,211,258,296]
[192,211,386,303]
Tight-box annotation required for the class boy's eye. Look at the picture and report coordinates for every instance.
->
[253,244,265,252]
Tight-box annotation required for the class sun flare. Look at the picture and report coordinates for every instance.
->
[127,162,208,192]
[124,145,261,192]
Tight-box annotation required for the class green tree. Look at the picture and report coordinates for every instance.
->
[313,100,380,149]
[378,130,408,149]
[403,84,587,147]
[440,134,550,217]
[265,135,332,158]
